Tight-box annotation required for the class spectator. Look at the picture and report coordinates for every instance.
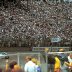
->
[59,48,68,65]
[24,56,37,72]
[42,48,49,63]
[9,61,23,72]
[47,54,55,72]
[32,58,42,72]
[54,55,61,72]
[68,53,72,63]
[58,48,69,72]
[65,53,72,72]
[0,0,72,47]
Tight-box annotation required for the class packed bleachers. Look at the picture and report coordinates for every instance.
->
[0,0,72,47]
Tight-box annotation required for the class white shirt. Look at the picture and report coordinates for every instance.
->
[24,61,37,72]
[68,56,72,63]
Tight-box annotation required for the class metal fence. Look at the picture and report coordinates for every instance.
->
[0,51,72,72]
[32,47,70,52]
[0,52,45,72]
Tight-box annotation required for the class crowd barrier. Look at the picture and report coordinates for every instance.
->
[0,51,72,72]
[32,47,70,51]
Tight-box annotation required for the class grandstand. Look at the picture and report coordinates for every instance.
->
[0,0,72,51]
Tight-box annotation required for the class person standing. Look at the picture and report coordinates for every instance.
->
[54,56,61,72]
[32,58,42,72]
[47,54,55,72]
[64,53,72,72]
[58,48,69,72]
[24,56,37,72]
[8,61,23,72]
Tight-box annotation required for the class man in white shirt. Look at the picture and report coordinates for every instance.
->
[68,53,72,63]
[24,56,37,72]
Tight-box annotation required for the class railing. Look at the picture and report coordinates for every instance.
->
[0,51,72,72]
[32,47,70,51]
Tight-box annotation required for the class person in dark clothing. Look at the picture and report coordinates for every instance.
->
[42,48,55,72]
[0,0,4,7]
[9,61,17,69]
[0,0,2,6]
[47,54,55,72]
[58,48,69,72]
[1,0,8,8]
[0,0,20,8]
[58,49,68,63]
[43,0,47,3]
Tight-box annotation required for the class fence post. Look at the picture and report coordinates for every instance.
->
[17,53,20,65]
[38,53,41,62]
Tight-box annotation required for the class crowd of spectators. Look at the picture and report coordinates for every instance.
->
[0,0,72,47]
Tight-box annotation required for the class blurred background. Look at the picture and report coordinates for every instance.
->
[0,0,72,51]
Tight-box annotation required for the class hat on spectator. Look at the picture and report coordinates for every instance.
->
[44,48,49,53]
[59,48,64,52]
